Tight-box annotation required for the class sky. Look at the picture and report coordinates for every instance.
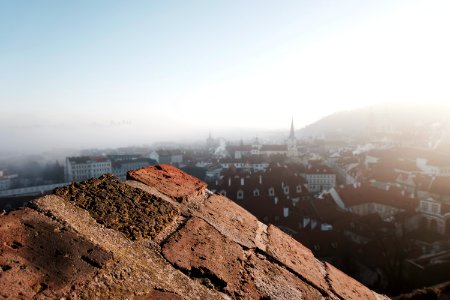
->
[1,0,450,153]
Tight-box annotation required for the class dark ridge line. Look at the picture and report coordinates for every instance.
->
[323,262,346,300]
[159,216,192,249]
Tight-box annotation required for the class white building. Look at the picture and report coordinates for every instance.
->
[65,156,112,182]
[0,170,18,191]
[149,150,183,164]
[418,197,450,235]
[304,164,336,194]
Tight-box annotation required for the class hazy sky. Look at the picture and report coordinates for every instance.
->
[1,1,450,153]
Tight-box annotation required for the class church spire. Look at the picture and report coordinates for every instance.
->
[289,118,295,139]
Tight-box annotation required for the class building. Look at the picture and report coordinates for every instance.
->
[65,156,112,182]
[417,197,450,235]
[0,170,18,191]
[111,157,155,180]
[286,118,298,157]
[304,161,336,194]
[329,184,418,220]
[212,164,311,205]
[226,120,299,159]
[149,150,183,164]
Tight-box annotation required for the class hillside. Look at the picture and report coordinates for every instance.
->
[299,102,450,139]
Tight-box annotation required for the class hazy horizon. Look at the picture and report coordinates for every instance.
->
[1,1,450,154]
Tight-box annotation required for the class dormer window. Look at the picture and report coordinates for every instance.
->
[220,190,227,196]
[284,186,289,195]
[253,189,260,197]
[268,187,275,196]
[296,185,302,193]
[237,190,244,200]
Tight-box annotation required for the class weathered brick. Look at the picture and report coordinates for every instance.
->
[127,164,207,202]
[266,224,330,293]
[162,217,245,295]
[247,252,323,300]
[55,174,179,241]
[195,194,259,248]
[0,208,113,299]
[325,262,377,300]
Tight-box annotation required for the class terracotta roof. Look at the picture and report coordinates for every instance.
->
[336,184,418,210]
[260,144,287,151]
[0,165,387,299]
[227,145,252,152]
[429,176,450,197]
[67,156,109,163]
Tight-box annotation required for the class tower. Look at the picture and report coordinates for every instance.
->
[287,118,298,157]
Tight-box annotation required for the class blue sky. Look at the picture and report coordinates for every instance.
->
[1,1,450,153]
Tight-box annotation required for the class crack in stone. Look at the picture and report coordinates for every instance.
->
[253,247,332,299]
[322,262,345,300]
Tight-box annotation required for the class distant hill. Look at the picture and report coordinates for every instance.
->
[299,102,450,139]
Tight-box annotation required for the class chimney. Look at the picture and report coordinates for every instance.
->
[259,175,262,184]
[283,207,289,218]
[241,177,245,186]
[228,178,231,186]
[274,197,278,205]
[401,190,405,197]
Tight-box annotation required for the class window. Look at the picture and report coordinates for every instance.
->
[237,190,244,200]
[420,201,427,212]
[296,185,302,193]
[284,186,289,195]
[220,190,227,196]
[432,204,439,214]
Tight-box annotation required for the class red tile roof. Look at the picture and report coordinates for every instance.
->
[336,184,418,210]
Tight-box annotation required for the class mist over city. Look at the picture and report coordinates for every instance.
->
[1,1,450,298]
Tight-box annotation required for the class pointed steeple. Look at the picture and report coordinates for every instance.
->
[289,118,295,139]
